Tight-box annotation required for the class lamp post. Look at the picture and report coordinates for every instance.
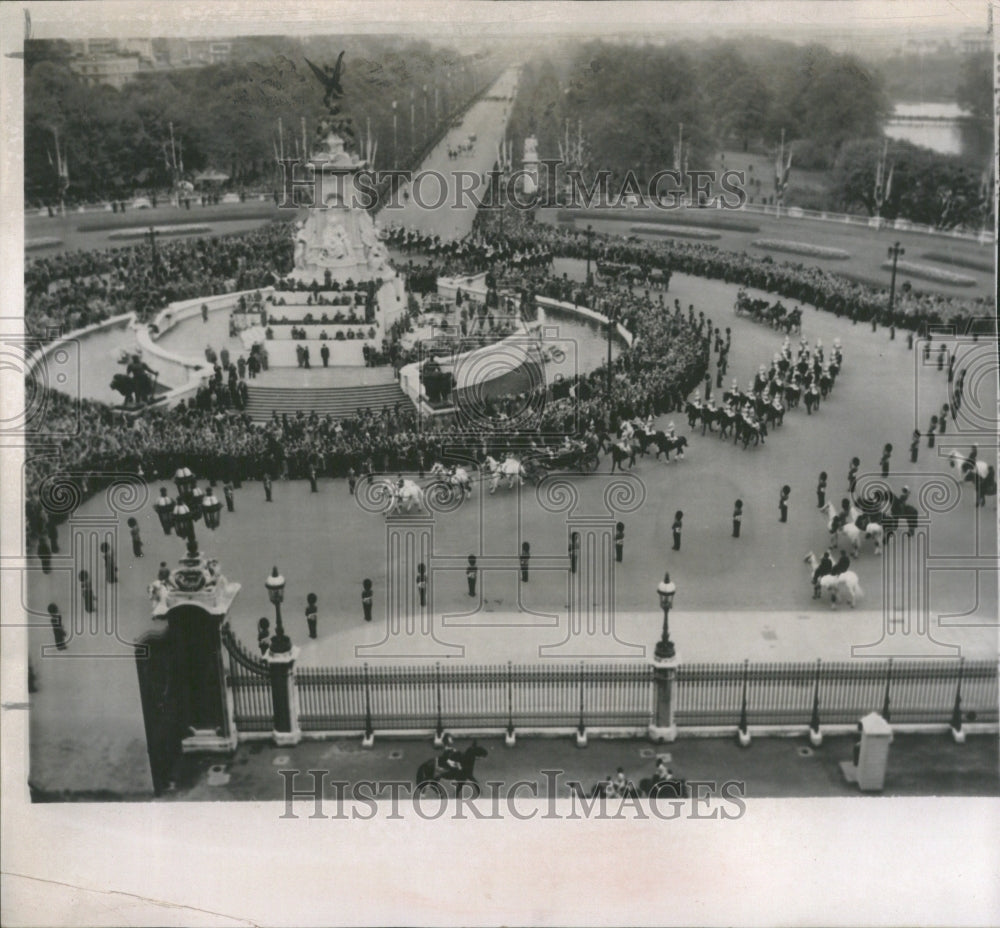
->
[605,300,617,409]
[654,572,676,660]
[148,226,160,284]
[392,101,398,169]
[585,224,594,286]
[172,501,195,548]
[202,486,222,530]
[266,566,291,655]
[887,241,905,327]
[172,467,197,544]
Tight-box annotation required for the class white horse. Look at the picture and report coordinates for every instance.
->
[430,462,473,498]
[484,455,526,493]
[803,551,863,608]
[385,478,425,514]
[820,502,881,557]
[949,450,990,483]
[147,580,169,605]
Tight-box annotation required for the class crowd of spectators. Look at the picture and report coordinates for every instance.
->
[24,222,295,342]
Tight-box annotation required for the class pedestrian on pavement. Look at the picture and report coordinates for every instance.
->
[615,522,625,563]
[305,593,318,639]
[416,563,428,607]
[348,468,357,496]
[36,535,52,574]
[100,542,117,584]
[157,561,170,583]
[127,517,143,558]
[48,603,67,651]
[848,457,860,494]
[257,618,270,654]
[223,481,235,513]
[939,404,949,434]
[520,542,530,582]
[732,500,743,538]
[910,430,920,463]
[201,303,209,323]
[79,569,96,614]
[703,372,712,402]
[927,418,937,449]
[816,472,828,509]
[263,473,273,502]
[880,443,893,478]
[466,555,478,597]
[937,344,946,372]
[779,486,790,523]
[309,465,318,493]
[362,579,374,622]
[906,331,914,350]
[568,532,580,574]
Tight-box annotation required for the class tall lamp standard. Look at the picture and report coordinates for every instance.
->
[605,300,618,409]
[266,566,291,655]
[148,226,160,284]
[585,224,594,286]
[886,241,905,328]
[654,572,677,660]
[392,101,398,169]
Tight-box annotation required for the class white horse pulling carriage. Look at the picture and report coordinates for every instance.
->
[483,455,529,494]
[372,477,427,514]
[429,462,473,499]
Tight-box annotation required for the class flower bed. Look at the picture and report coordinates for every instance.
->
[753,239,850,260]
[920,252,994,274]
[630,224,721,241]
[107,224,211,240]
[558,207,760,233]
[880,260,977,287]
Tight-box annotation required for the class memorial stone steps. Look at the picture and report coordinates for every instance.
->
[244,381,413,422]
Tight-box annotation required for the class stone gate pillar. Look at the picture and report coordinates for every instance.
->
[147,542,241,752]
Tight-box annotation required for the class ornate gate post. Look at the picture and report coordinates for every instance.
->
[265,647,302,746]
[649,656,680,742]
[146,540,241,753]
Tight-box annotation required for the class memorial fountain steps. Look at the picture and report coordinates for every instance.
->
[244,380,412,422]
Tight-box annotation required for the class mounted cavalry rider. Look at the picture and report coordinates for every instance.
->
[812,550,834,599]
[436,734,463,778]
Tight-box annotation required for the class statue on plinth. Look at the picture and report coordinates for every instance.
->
[305,52,355,144]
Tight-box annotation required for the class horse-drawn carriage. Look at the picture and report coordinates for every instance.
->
[525,439,601,478]
[733,292,802,333]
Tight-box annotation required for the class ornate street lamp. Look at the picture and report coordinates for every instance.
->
[654,572,676,660]
[154,487,175,535]
[202,487,222,530]
[172,500,195,548]
[886,241,905,327]
[266,566,291,654]
[189,482,205,521]
[173,467,196,502]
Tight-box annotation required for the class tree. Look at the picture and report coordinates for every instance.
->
[956,51,992,121]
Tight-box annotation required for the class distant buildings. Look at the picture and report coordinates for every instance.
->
[66,37,233,89]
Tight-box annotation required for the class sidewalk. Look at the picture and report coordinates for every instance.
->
[155,731,999,803]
